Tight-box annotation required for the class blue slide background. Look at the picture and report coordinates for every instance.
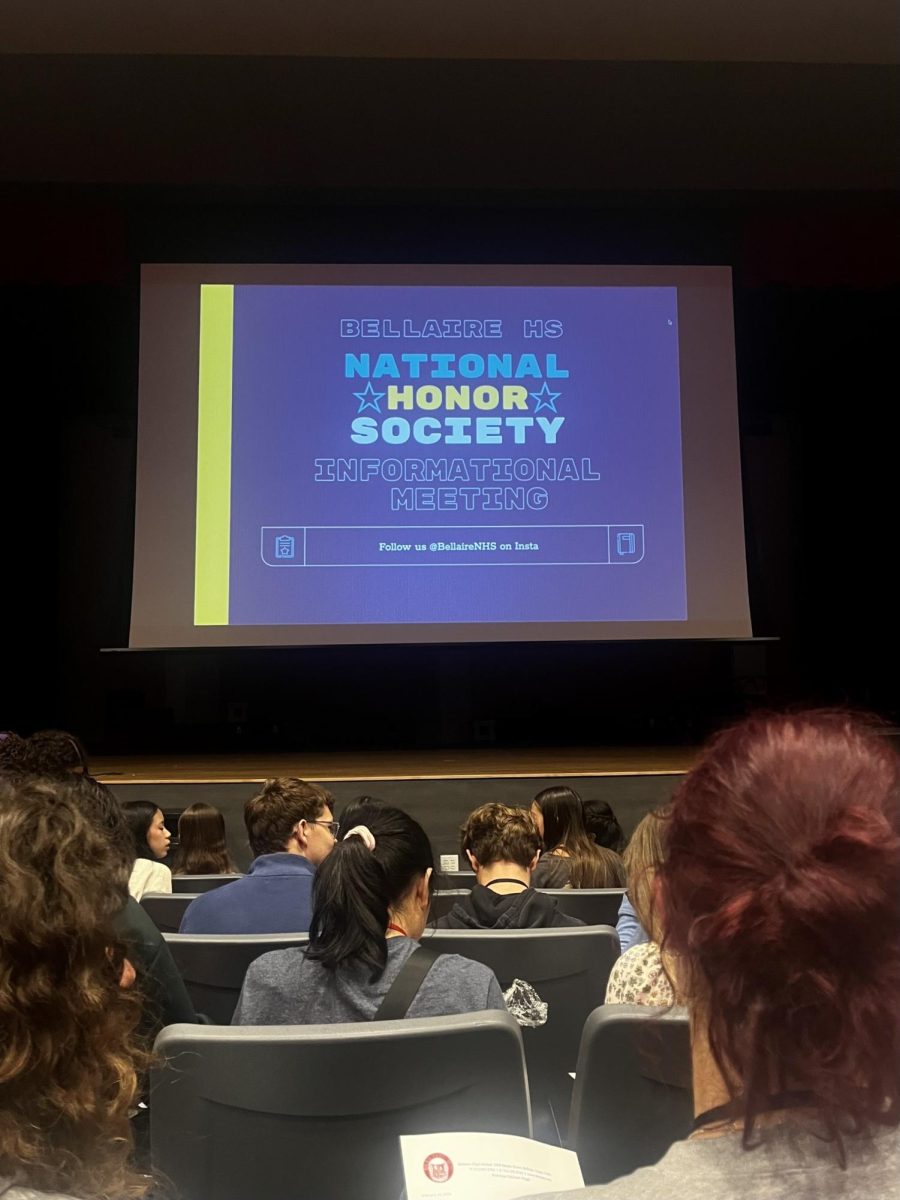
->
[227,284,686,625]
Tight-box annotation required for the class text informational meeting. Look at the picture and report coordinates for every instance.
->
[130,265,751,647]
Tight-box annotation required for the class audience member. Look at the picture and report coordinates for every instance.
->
[180,778,336,933]
[123,799,173,900]
[0,775,148,1199]
[530,786,626,888]
[438,803,582,928]
[0,728,88,778]
[234,803,505,1023]
[171,800,239,875]
[526,712,900,1199]
[0,731,30,773]
[615,891,649,955]
[582,797,626,853]
[67,776,196,1034]
[337,793,387,840]
[25,728,89,776]
[605,808,674,1006]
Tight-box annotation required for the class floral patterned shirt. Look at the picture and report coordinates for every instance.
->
[605,940,675,1007]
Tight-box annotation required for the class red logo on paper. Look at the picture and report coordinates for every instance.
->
[423,1153,454,1183]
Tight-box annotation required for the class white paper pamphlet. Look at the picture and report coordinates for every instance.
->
[400,1131,584,1200]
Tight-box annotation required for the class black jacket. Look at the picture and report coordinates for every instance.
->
[436,883,583,930]
[113,897,198,1040]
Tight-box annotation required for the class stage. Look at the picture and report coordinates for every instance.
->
[94,746,694,872]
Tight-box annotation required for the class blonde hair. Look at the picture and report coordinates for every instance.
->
[623,807,669,940]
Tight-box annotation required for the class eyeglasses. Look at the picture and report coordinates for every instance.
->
[309,820,340,837]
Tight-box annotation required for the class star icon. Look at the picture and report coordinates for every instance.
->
[530,381,561,414]
[353,381,386,414]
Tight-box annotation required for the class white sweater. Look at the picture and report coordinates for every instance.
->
[128,858,172,901]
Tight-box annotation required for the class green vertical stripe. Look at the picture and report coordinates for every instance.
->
[194,284,234,625]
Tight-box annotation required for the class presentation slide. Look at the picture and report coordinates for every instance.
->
[131,265,750,647]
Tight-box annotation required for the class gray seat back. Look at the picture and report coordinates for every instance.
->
[426,927,618,1087]
[569,1004,692,1184]
[537,888,626,927]
[429,889,471,920]
[163,933,309,1023]
[151,1013,530,1200]
[436,870,475,889]
[140,892,199,933]
[171,874,244,894]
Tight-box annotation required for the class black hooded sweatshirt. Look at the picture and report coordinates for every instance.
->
[436,882,584,929]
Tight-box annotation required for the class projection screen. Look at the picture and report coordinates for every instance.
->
[130,264,751,647]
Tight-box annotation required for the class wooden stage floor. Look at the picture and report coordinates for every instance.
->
[92,745,695,785]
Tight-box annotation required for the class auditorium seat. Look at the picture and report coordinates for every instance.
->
[428,889,471,920]
[436,869,476,889]
[568,1004,692,1185]
[427,926,618,1129]
[537,888,626,927]
[171,873,244,893]
[163,933,309,1023]
[140,892,199,933]
[152,1012,531,1200]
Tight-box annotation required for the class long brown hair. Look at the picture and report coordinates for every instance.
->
[172,801,238,875]
[0,776,148,1197]
[534,786,626,887]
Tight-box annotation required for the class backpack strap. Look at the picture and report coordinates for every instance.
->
[374,943,440,1021]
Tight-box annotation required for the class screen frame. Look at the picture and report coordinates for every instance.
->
[131,263,750,648]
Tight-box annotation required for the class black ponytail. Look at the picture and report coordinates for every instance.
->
[306,805,434,980]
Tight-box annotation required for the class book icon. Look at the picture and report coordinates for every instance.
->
[274,534,296,560]
[616,532,636,556]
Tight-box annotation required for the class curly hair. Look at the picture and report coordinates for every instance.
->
[460,803,541,870]
[0,776,148,1198]
[660,711,900,1157]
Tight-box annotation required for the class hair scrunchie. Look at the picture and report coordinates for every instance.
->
[343,825,376,851]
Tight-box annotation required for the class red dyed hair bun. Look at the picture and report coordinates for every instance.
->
[661,711,900,1144]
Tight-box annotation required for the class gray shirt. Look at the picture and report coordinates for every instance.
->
[523,1121,900,1200]
[233,936,506,1024]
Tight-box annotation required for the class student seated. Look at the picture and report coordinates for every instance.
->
[234,804,506,1023]
[524,712,900,1199]
[0,775,149,1199]
[72,776,197,1035]
[171,800,239,875]
[180,778,336,934]
[123,799,173,900]
[530,786,626,889]
[582,797,626,853]
[605,807,674,1007]
[437,802,583,929]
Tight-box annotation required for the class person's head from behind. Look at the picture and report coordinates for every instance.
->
[337,794,386,841]
[460,803,541,881]
[582,798,626,853]
[307,804,434,980]
[66,774,132,874]
[531,785,590,852]
[244,777,336,867]
[660,711,900,1150]
[122,799,171,862]
[0,775,146,1197]
[174,801,236,874]
[0,732,30,774]
[25,728,89,776]
[623,807,669,941]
